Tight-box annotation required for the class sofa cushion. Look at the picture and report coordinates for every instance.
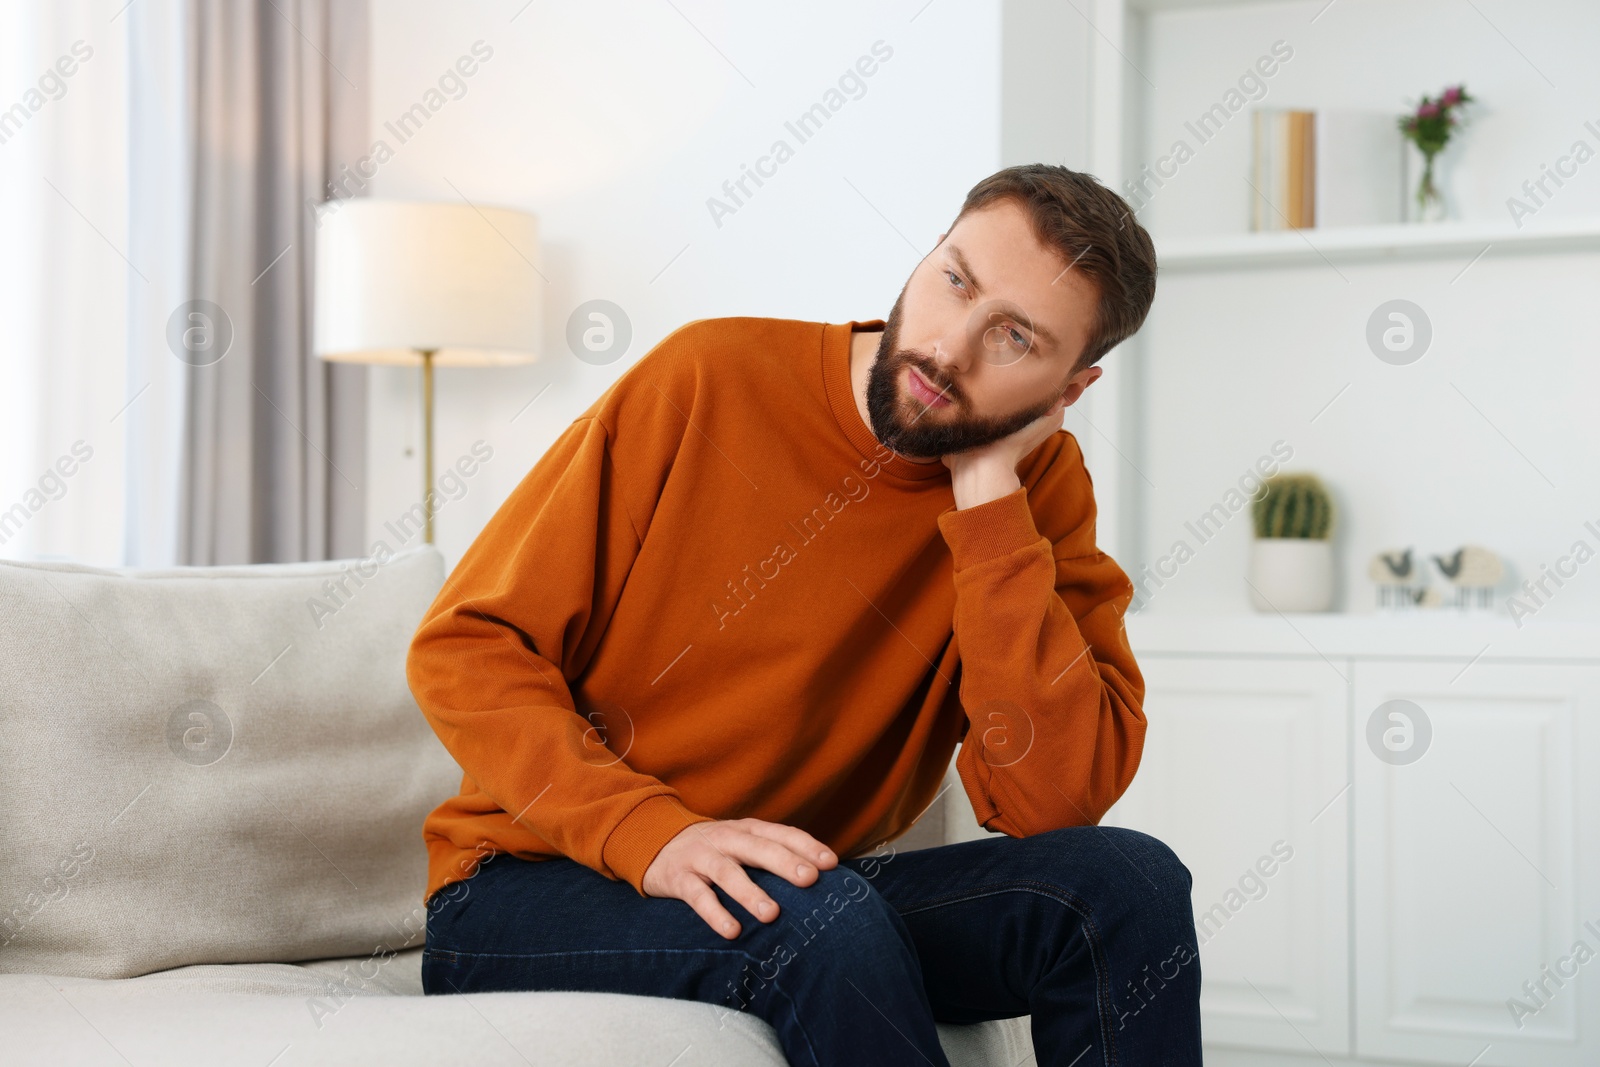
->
[0,544,462,979]
[0,949,1037,1066]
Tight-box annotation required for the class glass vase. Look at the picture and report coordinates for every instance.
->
[1409,150,1448,223]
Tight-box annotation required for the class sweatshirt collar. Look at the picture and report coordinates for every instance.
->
[823,320,952,483]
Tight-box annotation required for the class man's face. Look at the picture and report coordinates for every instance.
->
[865,198,1104,461]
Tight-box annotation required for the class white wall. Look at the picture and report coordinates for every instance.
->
[362,0,1003,569]
[1123,0,1600,622]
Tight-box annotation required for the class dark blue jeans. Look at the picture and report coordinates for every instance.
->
[421,825,1202,1066]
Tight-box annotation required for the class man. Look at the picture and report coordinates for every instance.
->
[407,163,1201,1066]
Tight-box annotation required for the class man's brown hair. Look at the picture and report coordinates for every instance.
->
[948,163,1157,374]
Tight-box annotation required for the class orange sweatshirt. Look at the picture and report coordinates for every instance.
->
[407,316,1146,905]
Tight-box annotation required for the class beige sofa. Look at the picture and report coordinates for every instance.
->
[0,544,1035,1066]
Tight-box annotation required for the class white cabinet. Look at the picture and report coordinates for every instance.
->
[1104,654,1352,1055]
[1117,615,1600,1067]
[1351,660,1600,1067]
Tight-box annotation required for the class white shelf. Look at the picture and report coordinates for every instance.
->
[1126,0,1286,10]
[1126,610,1600,661]
[1155,214,1600,272]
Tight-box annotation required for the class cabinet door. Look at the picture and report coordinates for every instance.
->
[1103,654,1351,1054]
[1352,659,1600,1066]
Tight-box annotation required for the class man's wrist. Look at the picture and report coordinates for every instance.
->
[950,460,1022,510]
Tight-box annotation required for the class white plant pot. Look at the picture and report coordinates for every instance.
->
[1248,538,1334,613]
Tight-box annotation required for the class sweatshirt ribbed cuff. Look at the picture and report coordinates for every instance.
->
[936,486,1044,570]
[602,792,716,896]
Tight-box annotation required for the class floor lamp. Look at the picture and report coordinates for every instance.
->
[312,199,541,543]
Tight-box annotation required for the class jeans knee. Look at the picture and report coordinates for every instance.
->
[753,864,911,964]
[1027,825,1195,923]
[1107,827,1193,900]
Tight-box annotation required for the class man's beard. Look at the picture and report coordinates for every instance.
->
[864,288,1068,461]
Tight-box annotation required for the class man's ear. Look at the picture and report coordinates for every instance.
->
[1061,364,1104,407]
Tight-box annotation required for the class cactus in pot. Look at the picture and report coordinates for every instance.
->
[1248,473,1336,612]
[1252,473,1334,540]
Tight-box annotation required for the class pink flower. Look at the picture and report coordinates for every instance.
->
[1441,86,1463,105]
[1418,102,1440,119]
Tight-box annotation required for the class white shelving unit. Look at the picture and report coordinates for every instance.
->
[1065,2,1600,1065]
[1076,0,1600,617]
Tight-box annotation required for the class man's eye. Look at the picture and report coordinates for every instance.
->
[945,269,966,290]
[1007,326,1028,349]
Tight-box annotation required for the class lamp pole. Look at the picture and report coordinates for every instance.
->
[421,348,436,544]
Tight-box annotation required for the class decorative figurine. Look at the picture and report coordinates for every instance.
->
[1368,546,1426,608]
[1430,544,1504,609]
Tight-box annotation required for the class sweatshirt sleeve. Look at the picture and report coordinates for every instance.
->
[935,432,1147,837]
[406,412,716,896]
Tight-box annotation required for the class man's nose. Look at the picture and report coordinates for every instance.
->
[929,334,973,378]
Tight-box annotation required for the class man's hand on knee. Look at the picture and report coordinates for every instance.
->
[641,819,839,940]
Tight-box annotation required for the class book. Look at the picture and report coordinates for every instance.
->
[1314,110,1405,227]
[1251,108,1316,230]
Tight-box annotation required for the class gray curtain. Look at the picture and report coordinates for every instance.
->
[178,0,370,564]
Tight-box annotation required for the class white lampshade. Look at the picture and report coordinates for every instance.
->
[313,198,541,367]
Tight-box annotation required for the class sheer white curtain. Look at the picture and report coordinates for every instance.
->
[0,0,188,566]
[125,0,192,567]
